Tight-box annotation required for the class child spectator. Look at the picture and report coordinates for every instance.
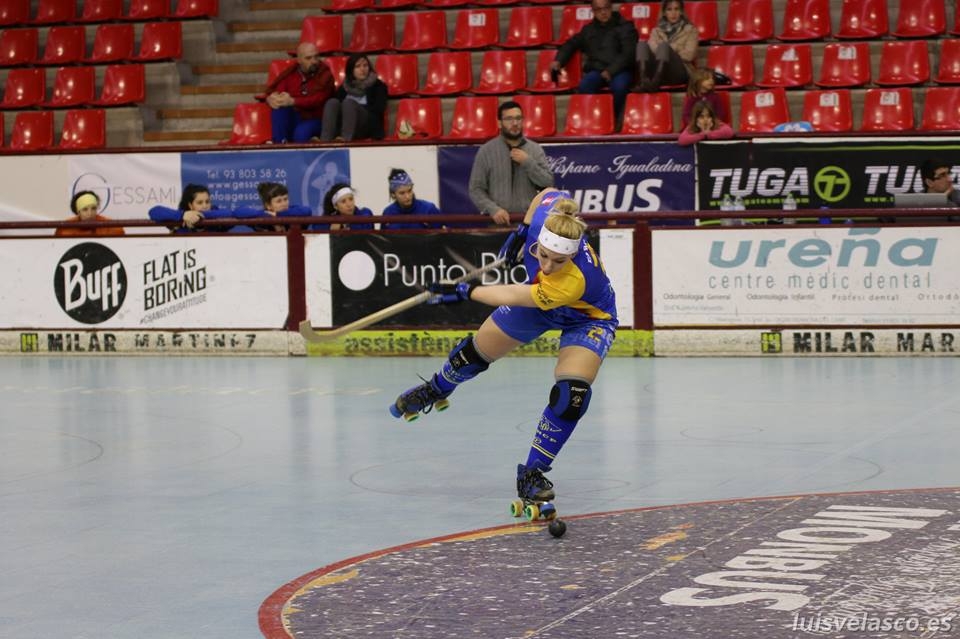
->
[678,100,733,146]
[382,169,443,230]
[681,68,728,129]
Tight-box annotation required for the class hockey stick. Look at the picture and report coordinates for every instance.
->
[299,258,506,343]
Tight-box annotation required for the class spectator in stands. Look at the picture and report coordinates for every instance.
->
[921,159,960,207]
[678,101,733,146]
[320,53,388,143]
[265,42,335,144]
[634,0,698,92]
[56,191,125,237]
[317,183,375,230]
[382,169,443,230]
[149,184,213,232]
[233,182,313,232]
[681,67,728,129]
[552,0,638,130]
[469,101,554,226]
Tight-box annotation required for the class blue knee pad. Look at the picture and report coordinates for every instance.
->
[549,379,592,421]
[438,336,490,388]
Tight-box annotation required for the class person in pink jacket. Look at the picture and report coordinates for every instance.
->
[678,100,734,146]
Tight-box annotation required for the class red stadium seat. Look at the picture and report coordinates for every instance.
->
[0,67,45,108]
[324,55,347,86]
[450,9,499,49]
[376,53,418,96]
[135,21,182,61]
[685,1,718,42]
[86,23,135,63]
[10,110,54,150]
[936,39,960,84]
[756,43,812,88]
[348,13,395,53]
[529,49,580,93]
[503,6,553,48]
[300,15,343,54]
[422,0,468,6]
[92,63,145,105]
[892,0,945,38]
[420,51,472,95]
[327,0,374,10]
[816,42,871,88]
[721,0,774,42]
[448,96,499,139]
[225,102,271,145]
[474,49,526,94]
[836,0,887,39]
[859,88,914,131]
[174,0,218,18]
[562,94,614,136]
[706,44,754,89]
[125,0,169,20]
[554,5,593,45]
[377,0,418,8]
[801,89,853,131]
[621,92,674,134]
[952,5,960,36]
[876,41,930,86]
[920,87,960,131]
[397,10,447,51]
[393,97,443,139]
[44,65,96,107]
[78,0,123,22]
[32,0,75,24]
[512,94,556,137]
[60,108,106,149]
[0,28,38,66]
[738,88,790,132]
[0,115,4,145]
[475,0,519,5]
[778,0,831,40]
[0,0,30,26]
[620,3,659,40]
[40,26,87,65]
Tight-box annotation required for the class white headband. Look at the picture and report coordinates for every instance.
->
[537,226,581,256]
[332,187,354,205]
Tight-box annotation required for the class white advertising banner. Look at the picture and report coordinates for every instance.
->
[67,153,182,221]
[0,237,288,329]
[653,226,960,326]
[304,233,333,328]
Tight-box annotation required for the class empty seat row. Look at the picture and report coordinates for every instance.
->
[0,64,145,108]
[0,0,216,27]
[303,0,960,54]
[229,85,960,146]
[710,40,960,90]
[0,22,181,66]
[0,108,106,149]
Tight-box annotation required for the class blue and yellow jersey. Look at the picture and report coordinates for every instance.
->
[522,190,618,323]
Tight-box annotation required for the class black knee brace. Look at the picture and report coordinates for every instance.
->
[548,379,592,421]
[446,336,490,379]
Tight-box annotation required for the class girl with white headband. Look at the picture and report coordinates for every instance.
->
[390,187,618,514]
[317,182,374,231]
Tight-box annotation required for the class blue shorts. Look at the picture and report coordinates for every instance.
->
[490,305,617,359]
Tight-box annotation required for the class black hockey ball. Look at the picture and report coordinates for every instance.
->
[548,518,566,538]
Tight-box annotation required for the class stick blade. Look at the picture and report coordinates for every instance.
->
[298,319,334,343]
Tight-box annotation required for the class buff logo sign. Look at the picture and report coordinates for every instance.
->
[54,243,127,324]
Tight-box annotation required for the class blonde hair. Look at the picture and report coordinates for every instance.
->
[543,198,588,239]
[687,68,714,97]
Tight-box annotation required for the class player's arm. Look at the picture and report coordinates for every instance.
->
[429,282,538,308]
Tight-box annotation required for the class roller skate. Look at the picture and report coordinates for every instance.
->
[389,375,451,422]
[509,463,557,522]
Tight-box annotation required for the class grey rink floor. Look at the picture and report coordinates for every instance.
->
[1,355,958,639]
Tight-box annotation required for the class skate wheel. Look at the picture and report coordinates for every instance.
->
[435,399,450,412]
[402,412,420,422]
[509,500,525,517]
[540,503,557,521]
[524,504,540,521]
[389,403,403,418]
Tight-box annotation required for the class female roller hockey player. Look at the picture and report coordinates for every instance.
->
[390,187,618,510]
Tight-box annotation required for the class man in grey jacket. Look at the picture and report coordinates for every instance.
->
[552,0,638,130]
[468,101,554,226]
